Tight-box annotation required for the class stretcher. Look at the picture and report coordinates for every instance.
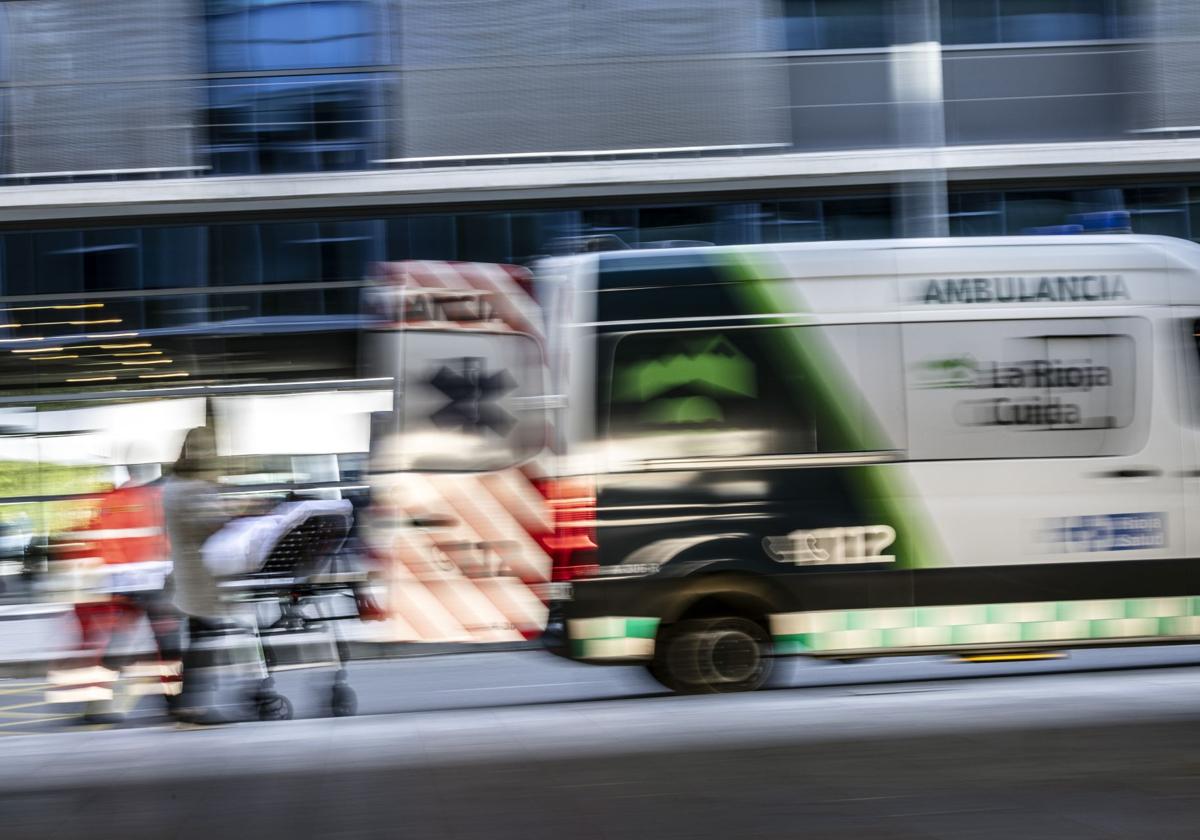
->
[210,499,367,720]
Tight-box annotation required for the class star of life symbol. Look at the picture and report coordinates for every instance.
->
[429,357,518,436]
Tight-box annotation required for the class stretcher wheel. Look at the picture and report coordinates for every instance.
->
[257,693,293,722]
[331,683,357,717]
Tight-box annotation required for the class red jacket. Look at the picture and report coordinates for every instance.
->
[68,482,168,567]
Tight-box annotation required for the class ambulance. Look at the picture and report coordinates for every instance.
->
[536,233,1200,692]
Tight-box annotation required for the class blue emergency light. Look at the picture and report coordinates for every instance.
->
[1023,210,1132,236]
[1068,210,1132,233]
[1024,224,1085,236]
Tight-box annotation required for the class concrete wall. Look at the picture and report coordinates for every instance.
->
[2,0,202,175]
[784,42,1145,152]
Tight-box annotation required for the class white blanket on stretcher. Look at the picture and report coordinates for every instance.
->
[201,499,353,578]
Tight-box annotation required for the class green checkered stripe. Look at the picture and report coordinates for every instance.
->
[568,617,660,661]
[770,597,1200,655]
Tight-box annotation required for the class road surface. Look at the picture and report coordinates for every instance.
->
[1,647,1199,838]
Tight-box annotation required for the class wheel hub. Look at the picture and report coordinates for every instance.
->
[702,629,761,684]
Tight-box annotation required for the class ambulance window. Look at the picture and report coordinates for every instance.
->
[905,318,1147,460]
[604,323,904,463]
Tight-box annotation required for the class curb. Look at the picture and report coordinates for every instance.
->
[345,640,540,660]
[0,639,542,680]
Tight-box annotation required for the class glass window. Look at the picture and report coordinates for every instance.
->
[815,0,891,49]
[4,227,207,302]
[779,0,819,50]
[605,324,903,463]
[638,206,719,246]
[781,0,892,50]
[206,0,380,72]
[1125,187,1189,240]
[1,230,136,298]
[209,223,263,291]
[823,196,894,240]
[942,0,1000,45]
[206,74,381,175]
[595,254,732,323]
[252,221,324,315]
[203,1,384,175]
[456,214,512,264]
[510,212,581,263]
[209,220,378,287]
[76,230,141,294]
[948,192,1004,237]
[1004,188,1125,234]
[143,292,211,330]
[207,220,378,317]
[1188,188,1200,244]
[26,232,82,296]
[944,0,1129,45]
[713,204,763,246]
[905,318,1147,460]
[142,228,207,290]
[762,200,824,243]
[580,208,639,249]
[3,234,40,297]
[386,216,459,261]
[1000,0,1109,42]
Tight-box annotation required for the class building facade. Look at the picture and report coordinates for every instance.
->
[0,0,1197,326]
[6,0,1200,638]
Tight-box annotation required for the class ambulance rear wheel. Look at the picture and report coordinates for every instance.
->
[649,616,773,695]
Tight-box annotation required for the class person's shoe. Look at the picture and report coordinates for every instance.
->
[171,704,227,727]
[79,711,125,726]
[80,698,125,726]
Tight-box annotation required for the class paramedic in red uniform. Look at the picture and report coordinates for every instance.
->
[57,460,182,721]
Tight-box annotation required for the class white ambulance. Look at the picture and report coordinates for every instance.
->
[537,234,1200,693]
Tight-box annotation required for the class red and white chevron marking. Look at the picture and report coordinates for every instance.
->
[363,261,557,643]
[368,260,543,340]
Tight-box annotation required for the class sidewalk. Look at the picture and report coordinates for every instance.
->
[0,600,539,678]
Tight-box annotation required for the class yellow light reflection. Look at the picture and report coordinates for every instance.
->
[11,347,65,354]
[0,303,104,312]
[66,376,117,383]
[118,359,172,366]
[138,372,189,379]
[18,319,122,327]
[29,355,79,361]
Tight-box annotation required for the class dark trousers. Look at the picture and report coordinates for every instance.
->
[178,615,267,714]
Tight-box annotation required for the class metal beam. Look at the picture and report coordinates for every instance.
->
[0,139,1199,224]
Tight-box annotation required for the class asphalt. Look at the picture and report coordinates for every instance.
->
[2,660,1200,839]
[6,590,1200,839]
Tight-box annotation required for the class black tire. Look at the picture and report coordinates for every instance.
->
[257,693,293,722]
[331,683,357,717]
[648,615,773,695]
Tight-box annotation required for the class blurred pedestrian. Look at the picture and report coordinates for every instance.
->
[46,455,181,723]
[162,425,248,724]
